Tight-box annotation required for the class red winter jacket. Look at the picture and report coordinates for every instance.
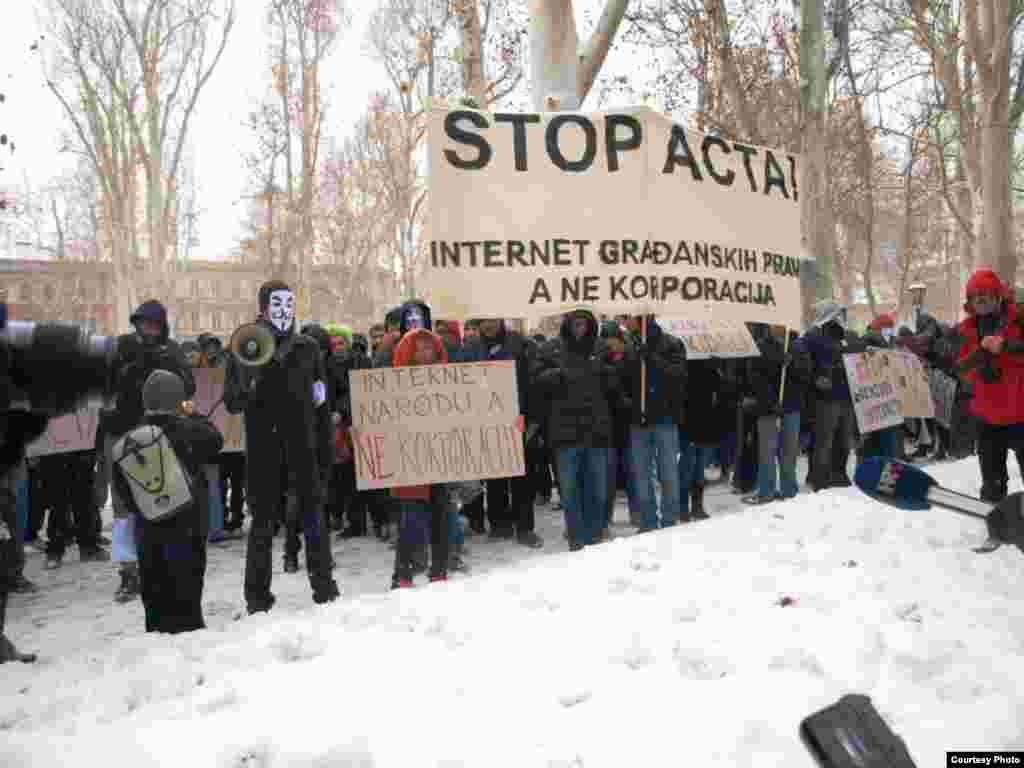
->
[958,302,1024,425]
[389,329,449,501]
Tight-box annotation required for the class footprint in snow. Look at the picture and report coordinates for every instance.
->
[227,746,272,768]
[620,645,655,670]
[674,646,733,680]
[558,691,592,708]
[271,632,327,663]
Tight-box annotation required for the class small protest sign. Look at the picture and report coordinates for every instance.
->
[656,317,760,359]
[424,107,803,328]
[26,408,101,457]
[192,367,245,453]
[844,349,936,434]
[843,350,904,434]
[891,351,935,420]
[928,368,957,429]
[349,360,525,490]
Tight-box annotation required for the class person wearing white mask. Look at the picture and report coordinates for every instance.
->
[224,280,339,615]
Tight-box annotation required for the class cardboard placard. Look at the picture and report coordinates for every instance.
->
[656,317,760,359]
[349,361,524,490]
[423,108,803,327]
[26,408,100,457]
[893,351,935,420]
[928,368,957,429]
[192,367,245,453]
[844,349,935,434]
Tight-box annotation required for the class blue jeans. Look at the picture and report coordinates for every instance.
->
[448,502,464,551]
[556,446,609,547]
[206,464,224,541]
[755,412,802,499]
[15,462,29,549]
[678,437,715,517]
[629,424,681,529]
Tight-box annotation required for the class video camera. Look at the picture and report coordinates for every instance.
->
[0,304,118,414]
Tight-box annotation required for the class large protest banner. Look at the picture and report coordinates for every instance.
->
[928,368,957,429]
[349,361,524,490]
[843,349,935,434]
[193,367,245,453]
[423,108,803,328]
[656,317,760,359]
[26,408,101,458]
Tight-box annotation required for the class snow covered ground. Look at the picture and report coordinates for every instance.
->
[3,458,1024,767]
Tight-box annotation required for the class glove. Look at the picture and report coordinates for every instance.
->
[980,335,1005,355]
[815,376,832,392]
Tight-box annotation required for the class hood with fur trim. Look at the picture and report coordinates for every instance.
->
[392,328,448,367]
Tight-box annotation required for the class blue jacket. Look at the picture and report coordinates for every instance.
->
[802,324,865,403]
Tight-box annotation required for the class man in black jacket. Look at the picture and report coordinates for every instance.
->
[105,300,195,602]
[463,318,543,547]
[224,280,339,614]
[533,310,621,550]
[623,317,687,531]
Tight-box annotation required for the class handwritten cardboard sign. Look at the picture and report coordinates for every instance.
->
[349,360,525,490]
[656,317,760,359]
[892,351,935,420]
[26,408,101,457]
[192,367,245,453]
[843,349,935,434]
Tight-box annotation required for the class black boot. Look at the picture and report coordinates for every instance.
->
[690,483,709,520]
[114,563,140,603]
[0,594,36,664]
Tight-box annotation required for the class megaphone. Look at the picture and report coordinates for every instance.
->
[229,322,275,367]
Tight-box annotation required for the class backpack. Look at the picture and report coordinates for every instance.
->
[112,424,195,522]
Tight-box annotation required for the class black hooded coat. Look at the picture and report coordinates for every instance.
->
[107,300,195,438]
[223,319,332,503]
[532,310,621,449]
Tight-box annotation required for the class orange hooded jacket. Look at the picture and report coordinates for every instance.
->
[389,328,448,501]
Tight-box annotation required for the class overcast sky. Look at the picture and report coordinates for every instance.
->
[0,1,388,260]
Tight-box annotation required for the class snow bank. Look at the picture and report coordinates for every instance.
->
[3,460,1023,766]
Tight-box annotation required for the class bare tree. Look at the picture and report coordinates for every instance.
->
[43,0,236,333]
[527,0,629,111]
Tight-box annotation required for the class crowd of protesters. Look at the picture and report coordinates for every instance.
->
[3,267,1018,663]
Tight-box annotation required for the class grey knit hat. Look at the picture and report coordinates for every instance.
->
[142,370,185,414]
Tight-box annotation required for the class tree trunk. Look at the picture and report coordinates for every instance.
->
[527,0,628,112]
[454,0,487,107]
[527,0,580,111]
[978,0,1013,283]
[798,0,835,322]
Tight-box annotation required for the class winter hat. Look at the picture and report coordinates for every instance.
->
[965,269,1006,299]
[142,370,185,414]
[869,313,896,332]
[811,300,846,328]
[324,322,354,347]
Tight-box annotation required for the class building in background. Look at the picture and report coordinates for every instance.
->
[0,249,399,338]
